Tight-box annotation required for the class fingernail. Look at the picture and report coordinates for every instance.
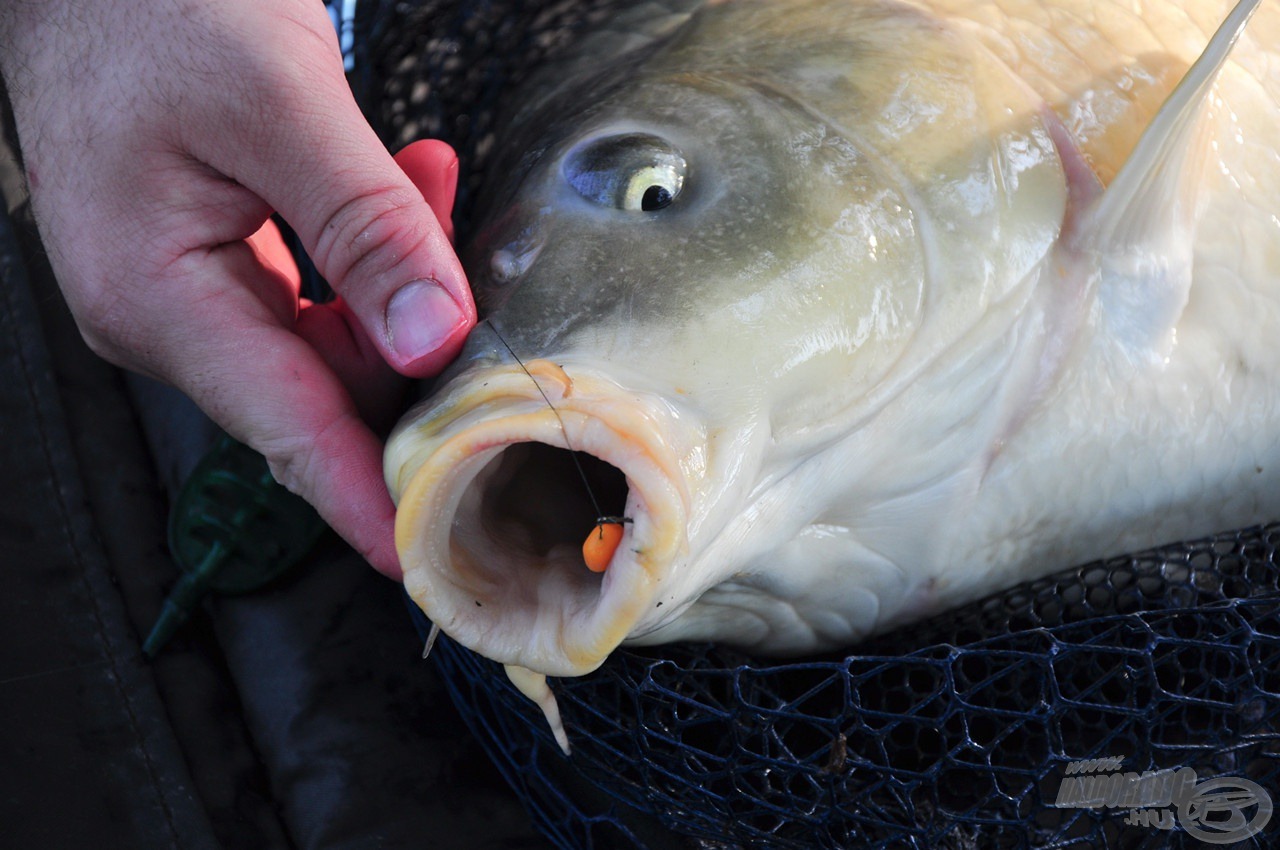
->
[386,280,467,364]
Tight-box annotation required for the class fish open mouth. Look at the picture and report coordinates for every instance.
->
[472,443,630,569]
[386,361,690,676]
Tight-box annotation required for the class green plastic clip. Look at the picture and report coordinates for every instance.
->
[142,435,329,658]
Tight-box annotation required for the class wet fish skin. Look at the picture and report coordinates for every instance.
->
[386,0,1280,680]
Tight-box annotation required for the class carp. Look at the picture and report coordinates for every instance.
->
[385,0,1280,748]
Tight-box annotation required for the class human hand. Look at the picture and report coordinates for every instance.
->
[0,0,475,579]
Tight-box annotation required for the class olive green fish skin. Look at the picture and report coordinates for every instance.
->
[454,0,1068,447]
[387,0,1280,676]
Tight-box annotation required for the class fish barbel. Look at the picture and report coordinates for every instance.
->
[385,0,1280,742]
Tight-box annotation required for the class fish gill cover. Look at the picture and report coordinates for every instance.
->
[351,0,1280,847]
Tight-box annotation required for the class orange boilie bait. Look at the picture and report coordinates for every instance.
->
[582,521,626,573]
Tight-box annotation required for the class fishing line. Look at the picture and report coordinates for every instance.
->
[483,320,630,537]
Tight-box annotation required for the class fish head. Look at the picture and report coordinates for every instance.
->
[386,0,1074,674]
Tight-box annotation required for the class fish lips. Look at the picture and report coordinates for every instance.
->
[386,360,692,676]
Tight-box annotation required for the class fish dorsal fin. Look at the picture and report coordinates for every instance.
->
[1078,0,1260,353]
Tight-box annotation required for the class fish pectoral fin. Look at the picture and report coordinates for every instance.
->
[1076,0,1260,354]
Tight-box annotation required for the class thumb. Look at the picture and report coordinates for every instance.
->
[290,130,476,377]
[204,40,476,379]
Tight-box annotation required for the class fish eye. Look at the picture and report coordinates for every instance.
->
[562,134,686,212]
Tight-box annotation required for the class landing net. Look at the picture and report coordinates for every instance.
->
[413,524,1280,848]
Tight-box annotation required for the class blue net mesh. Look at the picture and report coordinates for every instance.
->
[410,524,1280,848]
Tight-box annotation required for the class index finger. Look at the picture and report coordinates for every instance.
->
[190,30,476,378]
[143,240,404,577]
